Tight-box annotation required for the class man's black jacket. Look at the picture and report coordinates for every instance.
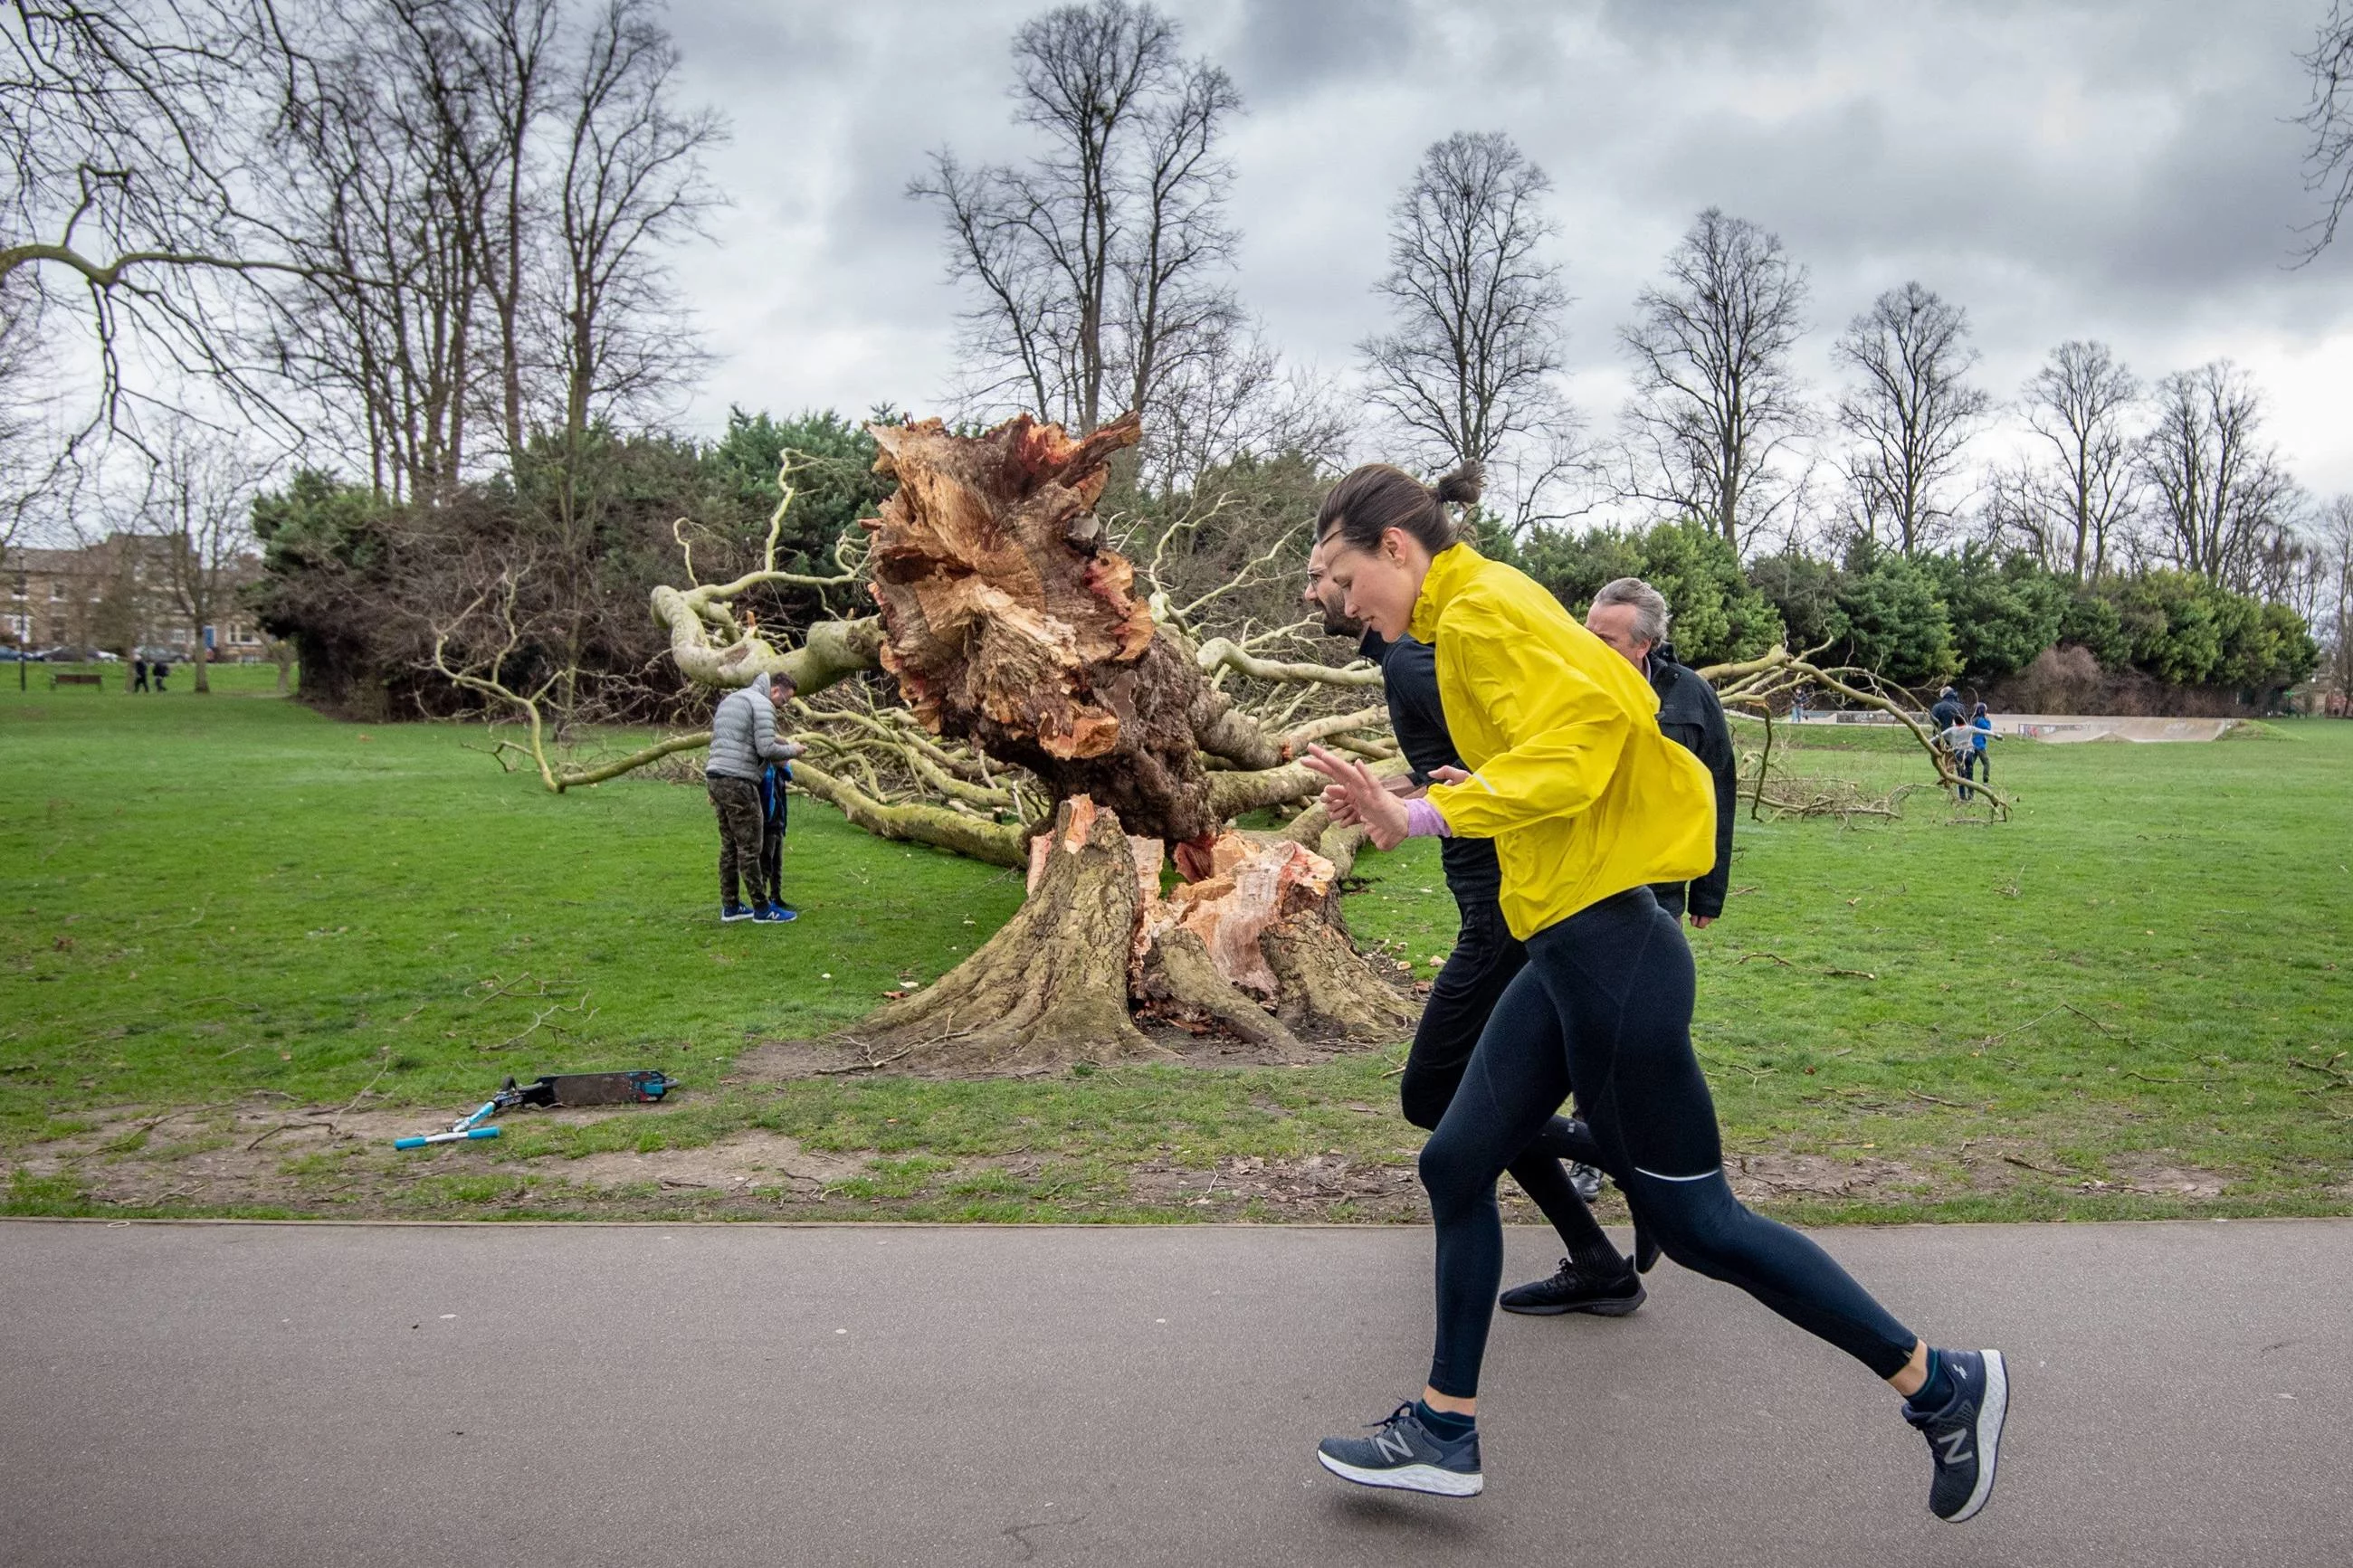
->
[1647,644,1737,921]
[1358,632,1501,906]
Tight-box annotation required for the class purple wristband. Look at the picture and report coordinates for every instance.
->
[1403,799,1452,839]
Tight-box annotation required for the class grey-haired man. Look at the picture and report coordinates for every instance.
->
[1585,577,1737,928]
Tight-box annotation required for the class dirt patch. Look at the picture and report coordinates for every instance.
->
[6,1096,703,1212]
[2090,1155,2230,1199]
[545,1131,861,1194]
[2,1097,2248,1221]
[1725,1152,1936,1203]
[735,1017,1382,1080]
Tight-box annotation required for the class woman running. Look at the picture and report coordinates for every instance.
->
[1300,462,2007,1522]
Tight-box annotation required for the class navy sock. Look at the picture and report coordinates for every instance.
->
[1907,1349,1954,1411]
[1415,1400,1475,1439]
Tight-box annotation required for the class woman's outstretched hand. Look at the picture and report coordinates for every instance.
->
[1302,745,1412,851]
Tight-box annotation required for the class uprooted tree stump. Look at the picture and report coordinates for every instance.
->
[844,797,1412,1070]
[836,413,1415,1070]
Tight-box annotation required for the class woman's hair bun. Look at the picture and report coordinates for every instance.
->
[1433,461,1484,508]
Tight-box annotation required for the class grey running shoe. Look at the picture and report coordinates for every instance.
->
[1568,1162,1603,1203]
[1317,1402,1483,1497]
[1499,1258,1645,1316]
[1904,1348,2009,1523]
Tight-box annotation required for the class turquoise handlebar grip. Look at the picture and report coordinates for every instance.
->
[394,1126,503,1151]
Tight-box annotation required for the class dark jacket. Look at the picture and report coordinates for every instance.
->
[1647,645,1737,921]
[1359,632,1502,905]
[1929,695,1965,735]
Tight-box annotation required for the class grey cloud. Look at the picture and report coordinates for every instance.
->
[1223,0,1421,102]
[657,0,2353,491]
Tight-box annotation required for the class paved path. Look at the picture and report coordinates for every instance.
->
[3,1218,2346,1567]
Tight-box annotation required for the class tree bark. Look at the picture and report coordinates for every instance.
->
[862,411,1276,845]
[837,413,1415,1069]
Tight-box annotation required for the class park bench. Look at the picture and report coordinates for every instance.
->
[51,671,102,689]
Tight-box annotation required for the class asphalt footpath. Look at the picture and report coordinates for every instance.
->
[2,1217,2346,1567]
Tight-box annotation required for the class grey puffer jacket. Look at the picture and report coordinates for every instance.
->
[707,673,786,780]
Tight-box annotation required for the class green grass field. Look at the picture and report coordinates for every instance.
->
[4,665,2348,1223]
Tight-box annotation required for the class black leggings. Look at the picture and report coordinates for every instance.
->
[1398,899,1613,1267]
[1419,887,1918,1398]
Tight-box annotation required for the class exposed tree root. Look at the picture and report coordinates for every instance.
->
[845,798,1153,1069]
[839,796,1411,1072]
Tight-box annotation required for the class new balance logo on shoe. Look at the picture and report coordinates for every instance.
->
[1374,1430,1415,1462]
[1938,1428,1974,1466]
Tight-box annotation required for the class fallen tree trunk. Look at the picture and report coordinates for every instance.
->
[840,415,1411,1068]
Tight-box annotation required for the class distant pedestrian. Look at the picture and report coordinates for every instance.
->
[1963,702,1994,799]
[705,672,797,924]
[757,674,804,921]
[1929,685,1964,737]
[151,658,170,692]
[131,657,149,693]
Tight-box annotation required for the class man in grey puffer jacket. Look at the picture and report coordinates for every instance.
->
[707,672,802,921]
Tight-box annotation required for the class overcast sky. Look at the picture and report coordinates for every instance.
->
[660,0,2353,501]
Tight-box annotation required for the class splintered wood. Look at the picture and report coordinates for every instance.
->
[860,412,1256,843]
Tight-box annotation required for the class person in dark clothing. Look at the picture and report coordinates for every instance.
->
[1584,579,1737,928]
[1929,686,1966,741]
[131,657,148,693]
[756,675,801,920]
[1305,539,1641,1318]
[151,658,169,692]
[1302,462,2008,1518]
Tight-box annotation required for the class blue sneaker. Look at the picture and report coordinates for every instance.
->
[720,902,754,923]
[751,904,795,924]
[1317,1402,1483,1497]
[1904,1348,2009,1522]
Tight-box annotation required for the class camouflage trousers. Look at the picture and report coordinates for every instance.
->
[707,774,765,908]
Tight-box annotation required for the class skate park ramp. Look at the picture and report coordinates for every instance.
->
[1995,714,2240,743]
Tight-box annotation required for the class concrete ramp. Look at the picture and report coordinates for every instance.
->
[1996,714,2240,743]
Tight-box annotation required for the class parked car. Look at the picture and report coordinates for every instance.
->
[0,647,43,662]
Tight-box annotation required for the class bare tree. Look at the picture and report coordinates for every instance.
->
[2314,493,2353,699]
[1834,281,1990,555]
[910,0,1244,451]
[461,0,561,463]
[2139,360,2301,594]
[544,0,719,453]
[2296,0,2353,258]
[1358,129,1580,529]
[141,417,266,692]
[0,2,318,442]
[1991,340,2142,581]
[1142,321,1348,489]
[1618,207,1814,552]
[271,3,493,503]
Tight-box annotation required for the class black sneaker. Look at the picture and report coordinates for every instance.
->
[1499,1258,1645,1316]
[1316,1402,1483,1497]
[1904,1348,2009,1523]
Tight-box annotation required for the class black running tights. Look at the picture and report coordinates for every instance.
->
[1419,887,1919,1398]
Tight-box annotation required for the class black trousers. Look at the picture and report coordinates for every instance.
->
[759,784,787,906]
[1418,888,1919,1398]
[1398,897,1605,1263]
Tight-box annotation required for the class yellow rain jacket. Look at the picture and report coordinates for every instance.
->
[1416,544,1716,939]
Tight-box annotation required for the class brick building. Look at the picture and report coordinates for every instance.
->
[3,534,266,660]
